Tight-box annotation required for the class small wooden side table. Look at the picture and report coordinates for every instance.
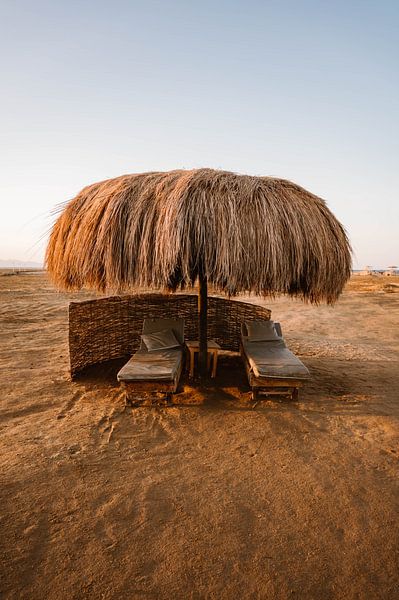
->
[186,340,221,378]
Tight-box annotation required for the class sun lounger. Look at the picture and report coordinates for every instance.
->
[117,318,185,404]
[240,320,310,400]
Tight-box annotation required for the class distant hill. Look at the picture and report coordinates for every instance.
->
[0,259,43,269]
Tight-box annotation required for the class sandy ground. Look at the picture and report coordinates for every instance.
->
[1,272,398,600]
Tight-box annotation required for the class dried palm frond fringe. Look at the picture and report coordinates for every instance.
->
[46,168,351,303]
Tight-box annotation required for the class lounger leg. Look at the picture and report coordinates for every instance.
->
[252,389,258,401]
[211,351,218,378]
[189,349,195,378]
[123,385,133,406]
[292,388,299,401]
[125,393,140,408]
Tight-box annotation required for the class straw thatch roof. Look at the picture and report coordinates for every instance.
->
[46,168,351,302]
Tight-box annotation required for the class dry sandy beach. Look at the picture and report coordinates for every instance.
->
[1,271,398,600]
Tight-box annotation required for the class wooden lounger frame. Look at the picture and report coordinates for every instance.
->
[119,317,186,406]
[240,344,306,400]
[120,357,184,406]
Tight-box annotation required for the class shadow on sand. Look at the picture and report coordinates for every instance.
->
[69,352,395,418]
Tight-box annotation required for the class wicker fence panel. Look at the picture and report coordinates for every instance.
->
[69,294,271,376]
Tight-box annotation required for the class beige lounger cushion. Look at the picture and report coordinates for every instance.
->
[118,317,185,384]
[242,339,310,379]
[245,320,282,342]
[141,318,184,346]
[117,348,183,382]
[141,328,180,352]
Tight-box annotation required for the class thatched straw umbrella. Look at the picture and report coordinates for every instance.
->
[46,168,351,377]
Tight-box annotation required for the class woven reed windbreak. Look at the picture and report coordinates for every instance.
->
[69,294,271,376]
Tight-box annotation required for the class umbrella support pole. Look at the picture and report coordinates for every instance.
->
[198,271,208,379]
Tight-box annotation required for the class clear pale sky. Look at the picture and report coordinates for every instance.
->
[1,0,398,269]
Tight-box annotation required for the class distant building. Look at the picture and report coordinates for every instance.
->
[360,265,377,275]
[384,266,398,276]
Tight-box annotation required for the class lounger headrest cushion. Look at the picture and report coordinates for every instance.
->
[245,320,282,342]
[142,318,184,345]
[141,328,181,352]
